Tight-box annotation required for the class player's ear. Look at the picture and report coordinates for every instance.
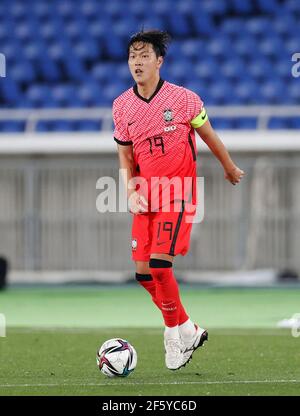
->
[157,56,163,69]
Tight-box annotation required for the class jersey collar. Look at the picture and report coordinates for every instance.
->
[133,78,164,103]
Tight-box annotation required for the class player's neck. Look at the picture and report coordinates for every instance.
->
[136,75,161,100]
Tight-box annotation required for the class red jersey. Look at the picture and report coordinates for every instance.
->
[113,79,204,211]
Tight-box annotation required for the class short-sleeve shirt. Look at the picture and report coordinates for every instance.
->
[113,79,204,210]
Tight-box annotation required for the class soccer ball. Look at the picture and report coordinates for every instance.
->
[96,338,137,377]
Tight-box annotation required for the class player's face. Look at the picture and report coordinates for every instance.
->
[128,42,163,84]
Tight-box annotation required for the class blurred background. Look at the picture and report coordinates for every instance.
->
[0,0,300,287]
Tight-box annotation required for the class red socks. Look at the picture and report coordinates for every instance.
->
[135,273,161,310]
[142,259,189,327]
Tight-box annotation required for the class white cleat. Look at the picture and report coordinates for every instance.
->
[164,338,185,370]
[181,325,208,368]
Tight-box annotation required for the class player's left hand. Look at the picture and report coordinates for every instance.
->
[224,166,245,185]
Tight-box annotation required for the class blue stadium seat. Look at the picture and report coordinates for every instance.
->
[200,0,228,15]
[209,81,233,105]
[10,62,35,83]
[57,0,75,18]
[169,63,190,84]
[235,118,258,129]
[233,37,258,58]
[0,121,25,132]
[272,16,298,36]
[275,59,295,81]
[62,56,87,81]
[287,82,300,103]
[191,13,215,35]
[40,22,59,41]
[286,0,300,13]
[80,1,100,19]
[221,18,245,38]
[102,82,127,104]
[221,59,247,80]
[183,81,207,100]
[32,2,52,19]
[0,77,22,106]
[256,0,280,13]
[176,0,195,15]
[260,81,286,104]
[194,59,217,81]
[73,38,99,61]
[268,118,290,129]
[65,21,84,39]
[51,121,75,132]
[27,85,55,108]
[103,34,125,60]
[0,0,297,130]
[76,120,101,131]
[92,63,116,84]
[38,56,61,82]
[36,121,52,132]
[231,0,254,14]
[179,40,207,62]
[126,1,148,16]
[114,65,132,86]
[211,118,235,129]
[77,83,103,107]
[259,37,285,58]
[285,37,300,55]
[88,21,106,39]
[51,85,79,108]
[114,19,140,39]
[0,41,23,62]
[206,38,233,59]
[290,118,300,129]
[168,12,192,37]
[152,0,174,16]
[234,80,260,104]
[246,18,273,37]
[247,60,273,80]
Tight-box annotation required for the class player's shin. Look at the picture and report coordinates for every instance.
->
[149,259,180,328]
[135,273,161,310]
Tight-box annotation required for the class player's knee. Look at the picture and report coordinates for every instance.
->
[149,258,172,283]
[135,261,150,275]
[135,272,153,282]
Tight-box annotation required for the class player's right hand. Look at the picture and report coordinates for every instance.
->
[128,191,148,214]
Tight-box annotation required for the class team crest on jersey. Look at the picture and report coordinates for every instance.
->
[163,109,173,122]
[132,239,138,250]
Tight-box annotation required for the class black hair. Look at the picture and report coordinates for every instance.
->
[127,29,172,58]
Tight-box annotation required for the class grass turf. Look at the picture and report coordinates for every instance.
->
[0,286,300,396]
[0,327,300,396]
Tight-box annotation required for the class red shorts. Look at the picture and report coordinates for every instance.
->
[131,200,196,262]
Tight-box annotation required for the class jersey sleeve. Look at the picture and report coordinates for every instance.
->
[112,100,133,146]
[185,89,208,128]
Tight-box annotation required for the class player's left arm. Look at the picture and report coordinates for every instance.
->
[194,115,245,185]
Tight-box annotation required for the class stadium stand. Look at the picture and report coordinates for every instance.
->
[0,0,299,131]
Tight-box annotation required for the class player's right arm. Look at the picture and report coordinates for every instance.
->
[113,99,147,213]
[116,144,148,214]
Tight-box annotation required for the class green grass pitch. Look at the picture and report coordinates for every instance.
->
[0,285,300,396]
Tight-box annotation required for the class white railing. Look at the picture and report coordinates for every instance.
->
[0,106,299,133]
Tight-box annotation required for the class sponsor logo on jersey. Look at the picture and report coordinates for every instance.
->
[164,125,176,132]
[163,109,173,122]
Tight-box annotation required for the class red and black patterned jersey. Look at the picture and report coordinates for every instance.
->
[113,79,204,210]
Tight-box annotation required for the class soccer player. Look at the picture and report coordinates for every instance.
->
[113,30,244,370]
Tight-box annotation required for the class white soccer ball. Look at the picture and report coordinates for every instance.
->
[96,338,137,377]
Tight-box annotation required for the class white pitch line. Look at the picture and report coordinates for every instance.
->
[0,380,299,388]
